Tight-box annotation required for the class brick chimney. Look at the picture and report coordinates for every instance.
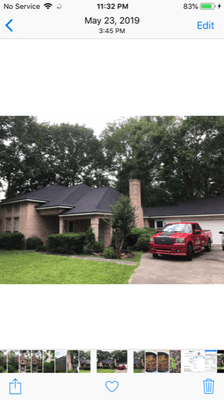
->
[129,179,144,228]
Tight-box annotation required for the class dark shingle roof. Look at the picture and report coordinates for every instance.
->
[143,197,224,217]
[79,359,90,364]
[60,186,122,215]
[101,359,113,364]
[1,184,81,205]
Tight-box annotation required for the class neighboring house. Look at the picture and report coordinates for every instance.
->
[79,359,90,369]
[67,353,78,371]
[56,356,66,372]
[0,179,224,245]
[32,354,42,373]
[97,358,117,368]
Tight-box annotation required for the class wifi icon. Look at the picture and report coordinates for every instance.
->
[44,2,53,9]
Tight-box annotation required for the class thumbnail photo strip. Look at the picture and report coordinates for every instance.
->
[1,350,223,374]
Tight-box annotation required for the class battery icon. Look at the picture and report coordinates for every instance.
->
[200,3,216,9]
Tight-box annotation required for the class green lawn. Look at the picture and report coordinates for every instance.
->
[0,250,140,284]
[97,369,116,373]
[79,370,90,373]
[134,369,144,373]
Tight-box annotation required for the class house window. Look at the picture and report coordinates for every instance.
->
[6,218,11,232]
[15,204,20,216]
[149,220,155,228]
[67,221,73,233]
[14,218,19,232]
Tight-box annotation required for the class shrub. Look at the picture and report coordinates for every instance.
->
[46,233,86,254]
[103,246,115,259]
[35,245,47,252]
[8,364,15,373]
[27,237,43,250]
[125,227,157,251]
[83,243,93,255]
[84,226,95,249]
[94,241,104,252]
[44,361,54,373]
[81,367,90,370]
[0,232,25,250]
[0,366,3,373]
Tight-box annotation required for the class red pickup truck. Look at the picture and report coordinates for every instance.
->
[149,222,213,261]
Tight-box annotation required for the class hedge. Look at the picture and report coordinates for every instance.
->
[113,227,157,252]
[0,232,25,250]
[27,237,43,250]
[46,233,86,254]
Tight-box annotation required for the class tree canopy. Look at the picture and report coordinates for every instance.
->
[1,116,223,207]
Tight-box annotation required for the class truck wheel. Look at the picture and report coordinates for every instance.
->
[186,243,193,261]
[153,254,158,259]
[205,238,211,252]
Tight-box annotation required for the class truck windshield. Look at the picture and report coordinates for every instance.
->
[162,224,191,233]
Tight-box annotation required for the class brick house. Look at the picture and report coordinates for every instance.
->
[32,352,42,373]
[1,178,223,245]
[0,180,143,247]
[67,352,78,371]
[97,358,117,368]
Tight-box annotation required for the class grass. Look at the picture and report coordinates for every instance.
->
[97,369,116,373]
[79,370,90,373]
[0,250,140,284]
[134,369,144,373]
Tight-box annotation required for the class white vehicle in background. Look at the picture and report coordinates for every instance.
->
[219,231,224,251]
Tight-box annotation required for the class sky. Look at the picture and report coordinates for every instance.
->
[36,114,130,137]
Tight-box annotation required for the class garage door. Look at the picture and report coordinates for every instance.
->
[179,218,223,245]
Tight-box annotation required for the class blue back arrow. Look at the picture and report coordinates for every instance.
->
[5,19,13,32]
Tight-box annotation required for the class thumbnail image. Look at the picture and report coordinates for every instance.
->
[7,350,19,373]
[67,351,79,373]
[217,350,224,373]
[158,351,169,373]
[0,350,7,373]
[169,350,181,373]
[31,350,43,373]
[43,350,55,373]
[20,350,31,373]
[79,350,91,373]
[133,351,145,373]
[55,350,67,373]
[97,350,128,373]
[146,351,157,373]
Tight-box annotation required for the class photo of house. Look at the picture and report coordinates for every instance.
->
[43,350,55,373]
[67,351,79,373]
[0,350,7,373]
[31,350,43,373]
[7,350,19,373]
[134,351,145,373]
[55,350,66,373]
[97,350,127,373]
[217,351,224,373]
[79,351,91,373]
[19,350,31,373]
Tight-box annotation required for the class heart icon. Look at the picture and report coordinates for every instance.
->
[105,381,119,393]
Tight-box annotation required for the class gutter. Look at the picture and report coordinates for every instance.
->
[59,212,111,217]
[144,214,224,218]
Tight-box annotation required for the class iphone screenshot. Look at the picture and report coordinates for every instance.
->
[0,0,224,399]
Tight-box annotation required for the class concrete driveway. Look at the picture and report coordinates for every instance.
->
[129,245,224,284]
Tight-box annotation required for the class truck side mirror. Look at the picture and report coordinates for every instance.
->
[194,229,201,234]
